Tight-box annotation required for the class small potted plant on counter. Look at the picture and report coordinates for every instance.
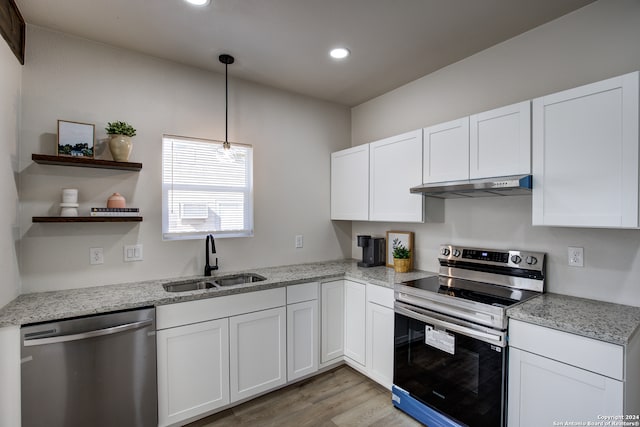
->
[105,121,137,162]
[392,238,411,273]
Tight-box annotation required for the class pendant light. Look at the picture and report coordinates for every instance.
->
[218,53,236,162]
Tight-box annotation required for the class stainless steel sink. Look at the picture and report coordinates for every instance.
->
[212,273,267,287]
[163,280,216,292]
[162,273,267,292]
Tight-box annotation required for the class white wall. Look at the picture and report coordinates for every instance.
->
[19,26,352,293]
[0,40,22,307]
[350,0,640,306]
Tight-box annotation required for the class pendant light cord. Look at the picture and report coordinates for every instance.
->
[219,54,234,149]
[225,60,228,144]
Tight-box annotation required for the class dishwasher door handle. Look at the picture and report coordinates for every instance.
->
[23,319,153,347]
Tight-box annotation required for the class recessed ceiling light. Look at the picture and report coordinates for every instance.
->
[330,48,350,59]
[184,0,210,6]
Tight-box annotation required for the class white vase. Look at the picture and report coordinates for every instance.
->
[108,134,133,162]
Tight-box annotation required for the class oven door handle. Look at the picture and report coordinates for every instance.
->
[395,303,505,346]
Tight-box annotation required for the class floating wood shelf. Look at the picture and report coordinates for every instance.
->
[32,154,142,171]
[32,216,143,223]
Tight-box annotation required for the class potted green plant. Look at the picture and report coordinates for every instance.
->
[105,121,136,162]
[392,238,411,273]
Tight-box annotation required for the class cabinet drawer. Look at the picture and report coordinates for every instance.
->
[287,282,319,304]
[509,319,623,380]
[157,288,286,330]
[366,284,394,309]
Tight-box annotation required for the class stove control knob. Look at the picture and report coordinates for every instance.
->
[511,255,522,264]
[441,248,451,256]
[452,249,461,257]
[526,256,538,265]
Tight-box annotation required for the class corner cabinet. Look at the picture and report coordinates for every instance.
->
[369,130,424,222]
[320,280,345,364]
[343,280,366,367]
[532,71,639,228]
[331,145,369,220]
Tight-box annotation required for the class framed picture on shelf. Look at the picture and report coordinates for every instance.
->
[57,120,95,158]
[385,230,414,269]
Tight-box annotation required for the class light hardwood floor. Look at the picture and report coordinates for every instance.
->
[186,365,424,427]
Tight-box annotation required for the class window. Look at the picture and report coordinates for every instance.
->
[162,135,253,240]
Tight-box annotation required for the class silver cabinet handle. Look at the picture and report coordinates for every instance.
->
[395,302,505,346]
[24,319,153,347]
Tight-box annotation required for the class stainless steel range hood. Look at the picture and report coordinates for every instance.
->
[410,175,532,199]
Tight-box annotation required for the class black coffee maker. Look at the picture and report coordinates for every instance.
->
[357,235,385,267]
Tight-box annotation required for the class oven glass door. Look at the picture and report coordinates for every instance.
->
[394,306,506,427]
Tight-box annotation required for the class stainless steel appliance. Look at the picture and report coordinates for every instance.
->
[21,307,157,427]
[410,174,532,198]
[392,244,545,427]
[357,235,386,267]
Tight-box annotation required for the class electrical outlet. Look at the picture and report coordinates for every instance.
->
[295,235,304,249]
[90,247,104,265]
[568,247,584,267]
[124,244,143,262]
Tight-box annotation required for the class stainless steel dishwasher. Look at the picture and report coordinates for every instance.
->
[21,307,157,427]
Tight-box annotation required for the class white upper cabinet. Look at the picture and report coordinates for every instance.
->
[331,145,369,220]
[532,71,639,228]
[369,129,424,222]
[469,101,531,179]
[423,117,469,183]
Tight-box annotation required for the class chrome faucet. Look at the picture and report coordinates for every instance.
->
[204,234,219,276]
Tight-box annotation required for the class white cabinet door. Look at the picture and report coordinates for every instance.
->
[366,301,394,389]
[344,280,366,366]
[469,101,531,179]
[321,280,344,364]
[369,130,424,222]
[287,299,319,381]
[157,318,230,427]
[508,347,623,427]
[423,117,469,183]
[331,145,369,220]
[230,307,286,403]
[532,71,639,228]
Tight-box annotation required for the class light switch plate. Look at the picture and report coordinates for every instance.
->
[124,244,143,262]
[295,235,303,249]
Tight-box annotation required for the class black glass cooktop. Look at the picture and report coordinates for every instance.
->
[400,275,539,308]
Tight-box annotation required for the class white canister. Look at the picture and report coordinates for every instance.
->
[62,188,78,204]
[60,207,78,217]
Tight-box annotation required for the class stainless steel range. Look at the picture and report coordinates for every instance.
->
[392,244,545,427]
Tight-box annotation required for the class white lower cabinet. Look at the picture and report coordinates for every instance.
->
[287,300,319,381]
[508,319,627,427]
[508,347,623,427]
[365,284,394,389]
[286,282,319,382]
[344,280,366,366]
[321,280,345,364]
[230,306,287,403]
[157,318,230,427]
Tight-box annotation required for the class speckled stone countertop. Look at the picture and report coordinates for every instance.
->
[0,259,435,327]
[507,293,640,345]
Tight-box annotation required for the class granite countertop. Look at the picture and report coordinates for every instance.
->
[0,259,435,327]
[507,293,640,346]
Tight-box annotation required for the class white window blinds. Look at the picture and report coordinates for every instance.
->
[162,135,253,240]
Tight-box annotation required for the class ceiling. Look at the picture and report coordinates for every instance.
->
[16,0,595,106]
